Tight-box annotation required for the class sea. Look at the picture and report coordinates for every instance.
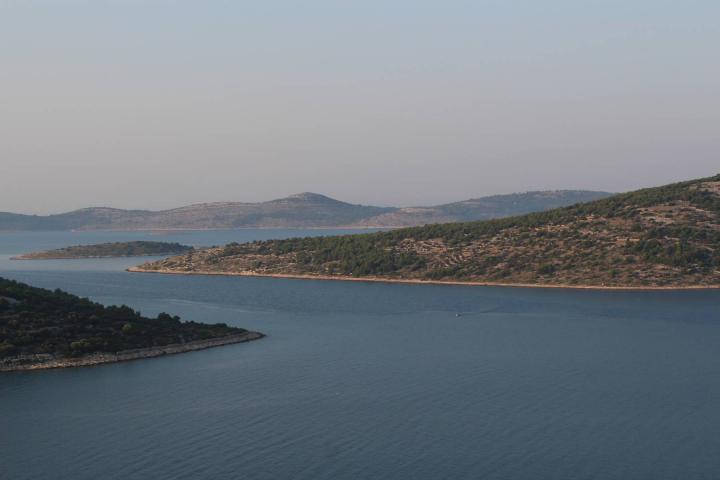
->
[1,229,719,480]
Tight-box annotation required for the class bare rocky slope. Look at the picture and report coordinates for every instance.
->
[0,191,611,231]
[133,175,720,288]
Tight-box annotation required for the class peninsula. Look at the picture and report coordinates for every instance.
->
[12,241,193,260]
[0,277,263,372]
[131,175,720,289]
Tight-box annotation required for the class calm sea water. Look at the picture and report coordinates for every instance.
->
[1,230,719,480]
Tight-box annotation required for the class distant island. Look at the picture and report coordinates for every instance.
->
[0,277,263,372]
[131,175,720,289]
[12,241,193,260]
[0,190,612,231]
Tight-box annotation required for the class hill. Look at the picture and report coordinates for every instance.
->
[357,190,612,227]
[12,241,193,260]
[131,175,720,288]
[0,190,611,231]
[0,277,263,371]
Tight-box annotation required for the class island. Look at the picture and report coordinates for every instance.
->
[130,175,720,289]
[12,241,194,260]
[0,277,263,372]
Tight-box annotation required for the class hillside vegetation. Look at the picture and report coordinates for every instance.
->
[0,277,249,360]
[135,175,720,288]
[13,241,193,260]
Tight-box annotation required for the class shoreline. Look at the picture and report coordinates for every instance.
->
[0,331,264,372]
[127,267,720,291]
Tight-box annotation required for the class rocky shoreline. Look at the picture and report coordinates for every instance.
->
[0,331,264,372]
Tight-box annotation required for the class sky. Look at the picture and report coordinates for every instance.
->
[1,0,719,214]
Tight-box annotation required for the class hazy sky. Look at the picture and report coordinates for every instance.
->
[1,0,719,214]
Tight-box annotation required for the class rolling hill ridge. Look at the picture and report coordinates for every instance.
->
[0,190,611,231]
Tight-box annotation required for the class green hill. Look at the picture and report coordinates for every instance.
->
[133,175,720,288]
[0,278,261,368]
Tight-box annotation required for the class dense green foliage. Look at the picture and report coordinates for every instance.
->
[0,277,244,359]
[17,241,193,259]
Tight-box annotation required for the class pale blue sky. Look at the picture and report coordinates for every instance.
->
[1,0,718,213]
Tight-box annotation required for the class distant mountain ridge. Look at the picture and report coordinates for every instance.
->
[0,190,612,231]
[362,190,612,227]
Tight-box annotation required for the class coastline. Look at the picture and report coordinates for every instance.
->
[127,267,720,291]
[0,331,264,372]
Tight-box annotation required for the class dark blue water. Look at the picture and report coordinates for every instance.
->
[1,230,719,480]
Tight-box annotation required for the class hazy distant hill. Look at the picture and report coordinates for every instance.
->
[357,190,612,227]
[0,190,612,231]
[135,175,720,288]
